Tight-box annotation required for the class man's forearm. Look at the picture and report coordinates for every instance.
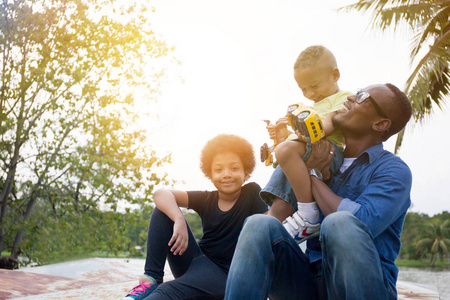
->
[311,177,343,216]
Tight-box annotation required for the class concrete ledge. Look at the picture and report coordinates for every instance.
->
[0,258,439,299]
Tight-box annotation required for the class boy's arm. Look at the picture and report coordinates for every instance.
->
[322,111,337,137]
[153,189,190,255]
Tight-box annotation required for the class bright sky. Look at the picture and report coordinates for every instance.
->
[144,0,450,216]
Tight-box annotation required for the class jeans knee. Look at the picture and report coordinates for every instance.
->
[243,214,274,231]
[321,211,358,243]
[240,215,280,243]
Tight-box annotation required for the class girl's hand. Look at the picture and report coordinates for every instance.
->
[168,218,189,255]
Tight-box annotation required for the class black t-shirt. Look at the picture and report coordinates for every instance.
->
[188,182,268,273]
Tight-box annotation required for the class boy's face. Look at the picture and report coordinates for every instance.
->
[210,151,247,196]
[294,66,339,103]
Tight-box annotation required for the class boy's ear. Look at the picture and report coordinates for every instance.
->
[332,68,340,82]
[372,118,391,133]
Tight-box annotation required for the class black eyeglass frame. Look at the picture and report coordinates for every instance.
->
[355,89,388,119]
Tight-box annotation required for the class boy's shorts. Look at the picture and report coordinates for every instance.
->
[260,141,343,211]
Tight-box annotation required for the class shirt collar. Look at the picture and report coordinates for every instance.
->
[358,143,384,164]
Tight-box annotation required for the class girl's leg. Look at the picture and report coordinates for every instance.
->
[144,207,199,283]
[147,254,227,300]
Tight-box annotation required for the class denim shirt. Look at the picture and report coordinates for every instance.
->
[307,143,412,292]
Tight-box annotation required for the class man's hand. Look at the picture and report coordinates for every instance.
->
[168,218,189,255]
[305,140,334,181]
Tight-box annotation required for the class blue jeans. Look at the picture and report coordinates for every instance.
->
[225,212,395,300]
[144,208,227,300]
[260,141,343,210]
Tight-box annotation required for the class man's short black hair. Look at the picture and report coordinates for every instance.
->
[382,83,412,141]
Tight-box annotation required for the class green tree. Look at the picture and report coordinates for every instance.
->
[415,219,450,266]
[399,211,430,259]
[341,0,450,152]
[0,0,174,261]
[185,212,203,241]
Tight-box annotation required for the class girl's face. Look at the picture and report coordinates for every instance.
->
[210,151,247,197]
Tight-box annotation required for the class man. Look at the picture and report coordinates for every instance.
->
[225,83,412,300]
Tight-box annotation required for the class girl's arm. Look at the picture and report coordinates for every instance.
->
[153,189,190,255]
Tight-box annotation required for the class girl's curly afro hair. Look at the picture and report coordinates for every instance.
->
[200,134,256,179]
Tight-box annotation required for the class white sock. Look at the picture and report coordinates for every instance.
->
[297,201,319,224]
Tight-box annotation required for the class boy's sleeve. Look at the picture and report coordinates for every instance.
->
[330,91,352,112]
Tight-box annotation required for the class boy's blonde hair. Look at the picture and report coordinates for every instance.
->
[294,45,337,71]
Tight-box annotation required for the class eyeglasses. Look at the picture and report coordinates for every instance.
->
[356,89,388,118]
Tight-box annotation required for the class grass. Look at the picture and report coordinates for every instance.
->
[396,259,450,269]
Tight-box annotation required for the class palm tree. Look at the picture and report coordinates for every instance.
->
[340,0,450,152]
[415,219,450,266]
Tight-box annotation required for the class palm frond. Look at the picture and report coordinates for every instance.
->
[343,0,450,153]
[416,238,433,250]
[406,54,450,121]
[394,127,405,154]
[410,6,450,57]
[370,3,434,32]
[338,0,388,14]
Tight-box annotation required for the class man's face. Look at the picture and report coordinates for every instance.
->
[332,84,392,135]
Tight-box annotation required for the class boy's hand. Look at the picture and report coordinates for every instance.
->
[294,130,309,142]
[305,140,334,181]
[267,117,290,143]
[168,218,189,255]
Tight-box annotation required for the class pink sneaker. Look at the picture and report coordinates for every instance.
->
[122,274,158,300]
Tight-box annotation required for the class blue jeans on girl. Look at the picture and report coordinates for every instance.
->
[143,208,226,300]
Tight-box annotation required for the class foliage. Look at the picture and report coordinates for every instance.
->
[19,203,155,266]
[340,0,450,152]
[399,211,450,266]
[185,211,203,241]
[415,219,450,267]
[15,206,202,266]
[0,0,175,261]
[399,211,430,260]
[395,258,450,269]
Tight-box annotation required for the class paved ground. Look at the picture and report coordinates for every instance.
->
[0,258,174,299]
[0,257,440,299]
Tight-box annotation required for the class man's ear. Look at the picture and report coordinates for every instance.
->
[373,118,391,133]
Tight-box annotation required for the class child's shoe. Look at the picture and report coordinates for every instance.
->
[122,274,158,300]
[283,211,320,243]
